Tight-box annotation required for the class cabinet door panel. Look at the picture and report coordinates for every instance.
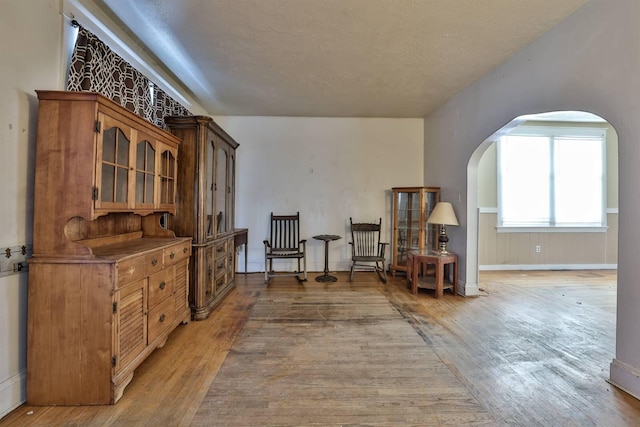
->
[115,279,147,374]
[135,136,157,209]
[96,113,132,211]
[159,146,177,210]
[205,138,215,238]
[174,260,189,314]
[215,146,228,234]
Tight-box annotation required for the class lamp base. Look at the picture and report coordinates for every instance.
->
[438,225,450,254]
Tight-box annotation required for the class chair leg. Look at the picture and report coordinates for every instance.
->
[349,262,355,282]
[296,258,304,283]
[302,256,307,281]
[264,257,269,284]
[376,262,387,284]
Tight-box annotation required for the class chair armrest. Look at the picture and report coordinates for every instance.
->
[263,240,271,248]
[378,242,389,258]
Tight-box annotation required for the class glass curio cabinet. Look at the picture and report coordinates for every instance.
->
[390,187,440,275]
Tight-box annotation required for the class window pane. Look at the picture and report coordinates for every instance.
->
[116,129,129,165]
[146,143,155,173]
[136,171,144,203]
[136,141,146,170]
[500,136,550,225]
[555,137,603,225]
[102,128,116,163]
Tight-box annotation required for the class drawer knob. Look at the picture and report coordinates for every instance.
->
[159,314,166,322]
[183,247,188,253]
[159,281,166,290]
[170,252,175,259]
[151,258,158,267]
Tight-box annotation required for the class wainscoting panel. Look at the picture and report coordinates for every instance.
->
[479,212,618,269]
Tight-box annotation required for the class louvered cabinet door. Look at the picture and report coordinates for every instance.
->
[174,259,189,315]
[114,278,147,374]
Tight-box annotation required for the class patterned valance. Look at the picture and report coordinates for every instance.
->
[67,25,191,129]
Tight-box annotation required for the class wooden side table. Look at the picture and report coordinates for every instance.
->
[234,228,249,273]
[407,249,458,298]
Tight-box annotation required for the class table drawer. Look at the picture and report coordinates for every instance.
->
[165,240,191,265]
[148,268,174,309]
[117,255,146,288]
[145,249,164,276]
[147,296,175,344]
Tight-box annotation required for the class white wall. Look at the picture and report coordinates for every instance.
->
[0,0,63,417]
[0,3,423,415]
[423,0,640,398]
[214,116,424,273]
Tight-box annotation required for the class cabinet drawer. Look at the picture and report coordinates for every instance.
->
[214,256,227,278]
[214,240,227,260]
[148,268,174,309]
[215,274,226,292]
[117,256,146,288]
[145,249,164,276]
[147,296,175,344]
[165,241,191,265]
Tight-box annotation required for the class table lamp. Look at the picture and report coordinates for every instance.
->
[426,202,459,254]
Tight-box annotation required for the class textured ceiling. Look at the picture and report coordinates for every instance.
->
[95,0,588,117]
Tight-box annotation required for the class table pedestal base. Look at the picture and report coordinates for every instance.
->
[315,274,338,283]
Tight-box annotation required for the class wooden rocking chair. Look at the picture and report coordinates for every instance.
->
[349,217,388,283]
[263,212,308,284]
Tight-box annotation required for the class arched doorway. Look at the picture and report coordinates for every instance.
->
[466,110,617,291]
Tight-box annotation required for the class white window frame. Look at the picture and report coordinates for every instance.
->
[497,125,608,233]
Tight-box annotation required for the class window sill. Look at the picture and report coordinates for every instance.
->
[496,226,609,233]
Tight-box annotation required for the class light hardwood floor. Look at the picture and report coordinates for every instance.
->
[2,270,640,426]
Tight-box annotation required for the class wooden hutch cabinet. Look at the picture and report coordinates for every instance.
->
[165,116,241,320]
[390,186,440,275]
[27,91,192,405]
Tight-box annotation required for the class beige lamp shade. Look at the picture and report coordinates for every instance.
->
[427,202,459,226]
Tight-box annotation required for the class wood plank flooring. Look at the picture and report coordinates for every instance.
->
[2,270,640,426]
[191,286,493,425]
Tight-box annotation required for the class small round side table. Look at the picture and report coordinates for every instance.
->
[313,234,341,282]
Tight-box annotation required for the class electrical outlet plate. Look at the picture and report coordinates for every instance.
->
[0,244,32,278]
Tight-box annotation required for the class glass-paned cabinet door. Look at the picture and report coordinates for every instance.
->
[97,114,131,210]
[135,138,156,208]
[216,147,228,234]
[395,190,419,267]
[228,154,235,231]
[159,147,176,208]
[205,139,215,238]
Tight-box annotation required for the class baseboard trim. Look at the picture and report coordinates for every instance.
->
[459,280,478,297]
[0,371,25,419]
[609,358,640,400]
[479,264,617,271]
